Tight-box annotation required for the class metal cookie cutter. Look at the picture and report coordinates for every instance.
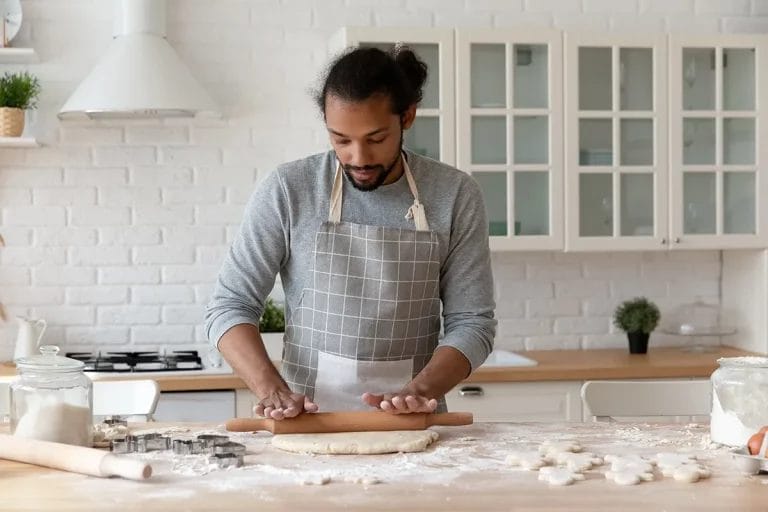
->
[197,434,230,452]
[135,433,171,453]
[110,437,131,454]
[212,441,246,456]
[209,453,243,468]
[173,438,205,455]
[102,416,128,428]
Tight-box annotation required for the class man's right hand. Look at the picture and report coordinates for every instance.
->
[253,390,319,420]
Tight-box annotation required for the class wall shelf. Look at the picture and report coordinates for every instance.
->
[0,48,37,63]
[0,136,39,147]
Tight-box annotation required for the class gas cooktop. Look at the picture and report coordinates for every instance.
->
[65,350,204,373]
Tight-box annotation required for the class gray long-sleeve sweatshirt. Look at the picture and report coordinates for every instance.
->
[205,149,496,372]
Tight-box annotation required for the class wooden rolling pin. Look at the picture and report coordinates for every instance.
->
[0,434,152,480]
[225,411,473,434]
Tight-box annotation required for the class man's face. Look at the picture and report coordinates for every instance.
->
[325,93,413,192]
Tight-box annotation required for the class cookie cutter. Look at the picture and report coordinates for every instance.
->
[173,438,205,455]
[209,453,244,468]
[212,441,246,456]
[197,434,230,451]
[135,433,171,453]
[110,437,131,454]
[101,417,128,428]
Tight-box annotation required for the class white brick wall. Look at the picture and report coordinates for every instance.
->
[0,0,763,360]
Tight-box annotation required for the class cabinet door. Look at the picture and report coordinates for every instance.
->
[565,33,668,251]
[445,381,583,422]
[330,27,455,165]
[669,35,768,249]
[456,30,564,251]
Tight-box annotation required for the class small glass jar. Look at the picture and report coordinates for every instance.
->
[710,356,768,446]
[10,345,93,446]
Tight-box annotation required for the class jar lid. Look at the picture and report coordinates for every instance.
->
[15,345,85,372]
[717,356,768,368]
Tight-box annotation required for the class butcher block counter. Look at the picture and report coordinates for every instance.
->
[0,420,766,511]
[0,346,750,392]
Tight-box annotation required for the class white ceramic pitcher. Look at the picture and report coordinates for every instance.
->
[13,316,47,362]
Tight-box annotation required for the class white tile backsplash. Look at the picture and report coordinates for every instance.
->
[1,0,763,360]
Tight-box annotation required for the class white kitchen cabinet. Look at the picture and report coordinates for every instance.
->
[668,35,768,249]
[564,33,669,252]
[456,29,564,251]
[329,27,456,166]
[446,381,583,422]
[235,388,258,418]
[154,391,236,422]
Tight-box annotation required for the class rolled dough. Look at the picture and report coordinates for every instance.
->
[271,430,439,455]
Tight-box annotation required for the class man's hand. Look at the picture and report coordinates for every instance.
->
[361,391,437,414]
[254,390,319,420]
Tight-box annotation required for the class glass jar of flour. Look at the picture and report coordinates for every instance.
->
[710,356,768,446]
[10,345,93,446]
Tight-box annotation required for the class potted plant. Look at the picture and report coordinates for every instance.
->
[613,297,661,354]
[0,71,41,137]
[259,297,285,346]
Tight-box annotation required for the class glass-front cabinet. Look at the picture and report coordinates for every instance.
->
[565,33,668,251]
[456,30,563,250]
[669,35,768,249]
[330,27,455,165]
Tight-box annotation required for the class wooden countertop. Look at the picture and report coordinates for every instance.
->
[0,346,757,392]
[0,420,766,511]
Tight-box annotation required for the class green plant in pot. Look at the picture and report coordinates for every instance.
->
[613,297,660,354]
[259,298,285,333]
[0,71,41,137]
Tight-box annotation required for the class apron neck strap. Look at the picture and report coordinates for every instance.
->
[329,153,430,231]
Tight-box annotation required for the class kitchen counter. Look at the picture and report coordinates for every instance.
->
[0,346,753,392]
[0,420,766,511]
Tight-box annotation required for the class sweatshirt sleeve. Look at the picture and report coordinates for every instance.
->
[204,169,290,349]
[437,176,497,371]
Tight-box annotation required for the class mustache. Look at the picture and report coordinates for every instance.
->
[343,164,385,172]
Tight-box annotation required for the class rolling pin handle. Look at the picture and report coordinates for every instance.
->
[427,412,474,427]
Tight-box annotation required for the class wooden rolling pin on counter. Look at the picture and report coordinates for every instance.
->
[0,346,748,392]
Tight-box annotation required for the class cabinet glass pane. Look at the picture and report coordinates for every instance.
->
[473,172,508,236]
[514,172,549,236]
[579,119,612,166]
[361,42,439,109]
[620,119,653,166]
[579,173,613,237]
[724,172,756,234]
[620,173,654,236]
[683,172,716,234]
[514,116,548,164]
[723,117,756,165]
[579,47,612,111]
[683,118,716,165]
[683,48,715,110]
[472,116,507,164]
[412,44,439,109]
[471,44,506,108]
[514,44,548,108]
[723,48,755,111]
[405,116,439,161]
[619,48,653,111]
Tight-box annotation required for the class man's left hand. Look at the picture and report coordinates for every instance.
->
[361,392,438,414]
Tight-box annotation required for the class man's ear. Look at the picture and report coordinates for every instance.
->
[400,104,417,130]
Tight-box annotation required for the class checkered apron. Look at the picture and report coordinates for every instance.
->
[281,156,445,412]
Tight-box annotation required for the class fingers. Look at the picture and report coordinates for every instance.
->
[379,394,438,414]
[255,392,316,420]
[361,392,384,409]
[304,397,319,413]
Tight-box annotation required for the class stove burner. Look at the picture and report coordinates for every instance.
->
[65,350,204,372]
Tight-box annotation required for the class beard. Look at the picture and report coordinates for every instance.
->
[342,134,403,192]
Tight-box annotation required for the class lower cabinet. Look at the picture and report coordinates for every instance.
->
[446,381,584,422]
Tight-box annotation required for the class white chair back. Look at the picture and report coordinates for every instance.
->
[92,379,160,421]
[581,380,712,422]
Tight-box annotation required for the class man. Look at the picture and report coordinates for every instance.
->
[205,46,496,420]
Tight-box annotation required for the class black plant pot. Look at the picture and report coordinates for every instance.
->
[627,331,650,354]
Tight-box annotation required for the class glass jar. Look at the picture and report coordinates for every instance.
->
[710,356,768,446]
[10,345,93,446]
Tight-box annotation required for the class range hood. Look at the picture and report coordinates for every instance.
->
[58,0,219,120]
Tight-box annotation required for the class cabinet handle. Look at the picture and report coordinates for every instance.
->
[674,237,681,244]
[661,238,667,245]
[459,386,484,397]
